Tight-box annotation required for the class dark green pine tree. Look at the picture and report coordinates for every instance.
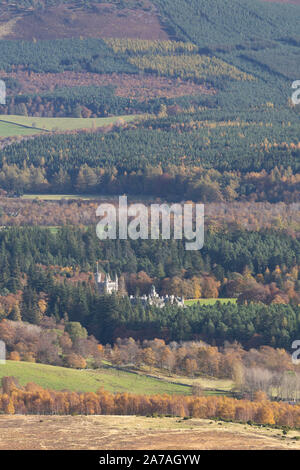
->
[21,286,43,325]
[92,293,121,344]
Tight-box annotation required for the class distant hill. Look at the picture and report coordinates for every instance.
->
[0,0,170,40]
[0,0,300,41]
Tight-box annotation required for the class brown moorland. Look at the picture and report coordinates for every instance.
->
[0,415,299,450]
[0,2,169,41]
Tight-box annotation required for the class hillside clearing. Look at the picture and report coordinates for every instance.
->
[0,120,42,137]
[0,361,233,396]
[0,361,191,395]
[0,114,140,135]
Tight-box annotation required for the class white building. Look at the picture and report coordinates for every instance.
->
[130,285,185,308]
[95,265,118,295]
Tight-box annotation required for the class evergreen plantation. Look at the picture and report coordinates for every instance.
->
[0,226,298,347]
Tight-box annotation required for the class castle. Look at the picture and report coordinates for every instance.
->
[95,265,119,295]
[130,285,185,308]
[95,266,184,307]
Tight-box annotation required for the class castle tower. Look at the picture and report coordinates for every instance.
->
[95,263,119,295]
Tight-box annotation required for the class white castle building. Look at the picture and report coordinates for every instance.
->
[95,265,119,295]
[95,266,184,307]
[130,285,185,308]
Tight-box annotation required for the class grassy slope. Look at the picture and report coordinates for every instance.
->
[0,120,42,137]
[0,360,192,395]
[0,114,140,136]
[0,361,234,396]
[135,366,234,395]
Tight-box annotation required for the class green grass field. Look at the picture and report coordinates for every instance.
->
[0,120,42,137]
[0,361,192,395]
[0,361,233,396]
[185,298,237,306]
[0,114,140,137]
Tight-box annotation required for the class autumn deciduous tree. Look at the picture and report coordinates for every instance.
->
[142,348,156,370]
[9,351,20,361]
[64,353,86,369]
[201,276,220,298]
[23,352,36,363]
[255,404,275,425]
[2,395,15,415]
[185,358,198,377]
[161,347,175,374]
[254,390,268,402]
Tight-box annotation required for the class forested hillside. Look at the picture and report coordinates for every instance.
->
[0,225,298,347]
[0,0,298,199]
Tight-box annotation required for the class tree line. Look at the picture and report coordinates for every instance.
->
[1,376,300,428]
